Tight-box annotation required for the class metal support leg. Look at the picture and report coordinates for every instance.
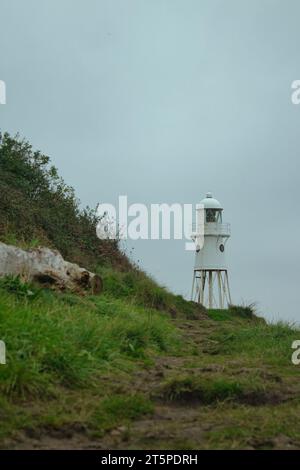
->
[225,270,232,305]
[191,271,195,301]
[217,271,223,309]
[201,271,206,306]
[209,271,213,309]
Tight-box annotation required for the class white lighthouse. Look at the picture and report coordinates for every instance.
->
[191,193,232,309]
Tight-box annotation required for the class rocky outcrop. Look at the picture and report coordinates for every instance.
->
[0,242,102,294]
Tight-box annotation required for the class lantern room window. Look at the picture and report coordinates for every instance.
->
[206,209,222,223]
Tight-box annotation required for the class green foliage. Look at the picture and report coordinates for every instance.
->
[0,133,130,270]
[0,132,205,318]
[0,275,39,299]
[2,131,297,450]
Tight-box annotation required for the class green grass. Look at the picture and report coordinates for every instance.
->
[1,280,300,448]
[202,400,300,449]
[0,279,182,443]
[2,132,300,449]
[158,374,267,404]
[208,304,263,322]
[96,266,206,319]
[91,394,154,435]
[0,286,179,401]
[209,320,299,365]
[0,275,39,299]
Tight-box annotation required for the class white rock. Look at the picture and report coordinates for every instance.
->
[0,242,102,294]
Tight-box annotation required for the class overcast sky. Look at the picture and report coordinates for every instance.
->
[1,0,300,322]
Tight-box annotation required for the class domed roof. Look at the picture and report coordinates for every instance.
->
[200,192,223,209]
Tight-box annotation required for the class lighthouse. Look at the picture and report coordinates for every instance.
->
[191,193,232,309]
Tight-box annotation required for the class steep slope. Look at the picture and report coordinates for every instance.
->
[0,133,129,270]
[1,133,300,450]
[1,293,300,450]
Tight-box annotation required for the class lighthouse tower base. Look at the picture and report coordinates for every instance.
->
[191,269,232,309]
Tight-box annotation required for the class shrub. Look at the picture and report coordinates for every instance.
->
[0,133,130,271]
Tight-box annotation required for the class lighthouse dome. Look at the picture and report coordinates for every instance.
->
[200,192,223,210]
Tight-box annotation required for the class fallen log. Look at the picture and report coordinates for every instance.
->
[0,242,103,295]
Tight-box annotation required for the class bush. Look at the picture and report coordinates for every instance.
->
[0,133,130,271]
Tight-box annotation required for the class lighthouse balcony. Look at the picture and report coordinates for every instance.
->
[192,222,231,236]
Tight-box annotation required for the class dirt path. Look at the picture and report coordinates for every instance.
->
[8,317,300,450]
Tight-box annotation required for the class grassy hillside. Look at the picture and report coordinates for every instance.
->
[0,132,129,270]
[0,279,179,440]
[1,282,300,450]
[1,134,300,450]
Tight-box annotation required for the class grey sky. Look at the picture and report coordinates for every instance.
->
[1,0,300,322]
